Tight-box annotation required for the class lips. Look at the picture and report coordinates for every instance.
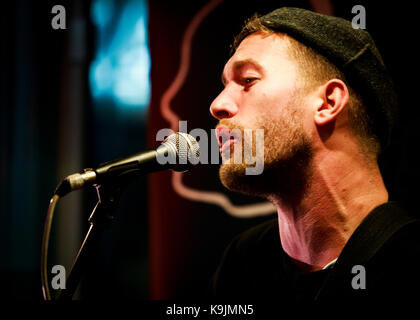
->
[215,126,241,154]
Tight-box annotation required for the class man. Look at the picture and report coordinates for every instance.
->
[209,7,420,306]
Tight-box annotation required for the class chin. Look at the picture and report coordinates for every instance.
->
[219,143,313,201]
[219,163,272,198]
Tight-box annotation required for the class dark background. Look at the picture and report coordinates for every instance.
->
[0,0,418,301]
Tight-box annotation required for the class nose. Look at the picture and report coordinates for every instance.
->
[209,89,239,120]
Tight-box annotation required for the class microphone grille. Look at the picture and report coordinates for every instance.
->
[163,132,200,171]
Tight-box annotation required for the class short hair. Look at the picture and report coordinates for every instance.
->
[231,14,381,158]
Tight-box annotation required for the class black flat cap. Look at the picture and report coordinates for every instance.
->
[259,7,397,150]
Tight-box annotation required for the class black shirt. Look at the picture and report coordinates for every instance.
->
[210,202,420,308]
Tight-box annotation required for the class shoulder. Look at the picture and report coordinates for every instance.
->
[377,203,420,258]
[365,203,420,302]
[209,217,281,298]
[341,201,420,263]
[370,201,420,242]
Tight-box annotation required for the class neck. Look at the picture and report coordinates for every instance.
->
[269,149,388,272]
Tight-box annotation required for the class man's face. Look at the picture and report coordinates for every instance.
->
[210,33,313,197]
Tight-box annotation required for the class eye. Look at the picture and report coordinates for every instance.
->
[241,77,258,87]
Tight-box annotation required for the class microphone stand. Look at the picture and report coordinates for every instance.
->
[57,180,123,300]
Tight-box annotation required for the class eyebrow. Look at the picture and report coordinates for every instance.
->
[221,58,264,86]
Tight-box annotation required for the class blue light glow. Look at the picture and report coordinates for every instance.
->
[89,0,150,109]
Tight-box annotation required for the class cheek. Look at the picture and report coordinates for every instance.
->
[237,80,300,127]
[292,95,314,136]
[253,87,294,119]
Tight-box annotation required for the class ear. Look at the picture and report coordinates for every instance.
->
[314,79,349,126]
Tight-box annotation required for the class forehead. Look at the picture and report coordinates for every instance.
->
[224,33,294,75]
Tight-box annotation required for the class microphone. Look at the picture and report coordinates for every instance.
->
[54,132,200,197]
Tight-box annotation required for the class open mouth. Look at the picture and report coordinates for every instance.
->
[215,126,241,155]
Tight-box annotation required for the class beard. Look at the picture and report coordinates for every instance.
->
[218,98,313,201]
